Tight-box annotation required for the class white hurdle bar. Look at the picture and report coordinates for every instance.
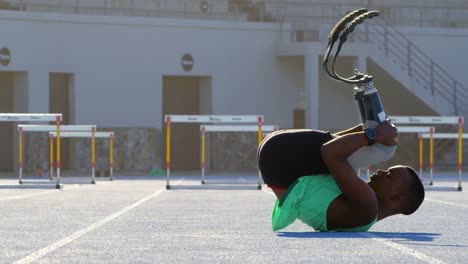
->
[18,125,96,187]
[165,115,264,190]
[397,126,434,133]
[0,113,62,122]
[421,133,468,139]
[389,116,464,191]
[0,114,62,188]
[50,131,115,183]
[389,116,461,124]
[199,125,279,185]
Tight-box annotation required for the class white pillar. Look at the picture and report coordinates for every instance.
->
[304,50,320,129]
[355,55,367,76]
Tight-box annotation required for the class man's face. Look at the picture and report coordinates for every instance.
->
[369,165,412,197]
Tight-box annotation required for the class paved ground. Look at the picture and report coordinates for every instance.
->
[0,173,467,264]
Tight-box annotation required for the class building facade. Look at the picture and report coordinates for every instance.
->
[1,1,467,173]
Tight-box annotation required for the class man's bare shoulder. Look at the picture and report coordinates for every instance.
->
[327,193,378,230]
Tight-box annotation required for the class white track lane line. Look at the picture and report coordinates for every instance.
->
[425,198,468,208]
[13,179,184,264]
[0,185,81,201]
[0,190,58,201]
[361,233,446,264]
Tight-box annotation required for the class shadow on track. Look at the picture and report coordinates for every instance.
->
[277,231,441,242]
[168,184,260,190]
[0,184,61,189]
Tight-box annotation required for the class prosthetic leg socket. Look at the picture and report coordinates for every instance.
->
[348,82,397,168]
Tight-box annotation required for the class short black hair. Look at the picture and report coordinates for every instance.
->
[402,166,425,215]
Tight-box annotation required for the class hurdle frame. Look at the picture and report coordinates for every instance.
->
[398,126,435,179]
[50,131,115,183]
[165,115,264,190]
[199,124,279,186]
[17,125,96,187]
[420,132,468,191]
[0,114,62,188]
[389,116,464,191]
[356,126,435,181]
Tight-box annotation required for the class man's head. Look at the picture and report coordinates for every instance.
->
[369,165,425,215]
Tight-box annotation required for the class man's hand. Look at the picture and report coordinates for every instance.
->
[375,120,398,146]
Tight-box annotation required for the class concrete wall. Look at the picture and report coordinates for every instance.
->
[0,10,296,172]
[0,10,293,128]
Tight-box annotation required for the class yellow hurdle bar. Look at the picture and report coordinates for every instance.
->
[201,126,206,184]
[166,116,171,189]
[419,133,423,180]
[50,133,54,180]
[257,116,263,146]
[458,117,463,191]
[110,133,114,181]
[91,127,96,184]
[257,116,263,190]
[19,128,23,184]
[429,127,434,185]
[56,116,61,189]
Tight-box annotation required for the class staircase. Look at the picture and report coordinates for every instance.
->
[350,19,468,118]
[344,19,468,170]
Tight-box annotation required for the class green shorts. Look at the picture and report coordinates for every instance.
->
[272,175,376,232]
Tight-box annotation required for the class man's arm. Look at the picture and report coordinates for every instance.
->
[333,124,363,137]
[321,121,398,217]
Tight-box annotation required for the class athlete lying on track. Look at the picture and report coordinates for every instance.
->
[257,120,425,232]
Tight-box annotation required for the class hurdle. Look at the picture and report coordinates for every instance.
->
[18,125,96,188]
[0,114,62,187]
[420,132,467,191]
[199,124,279,186]
[165,115,264,190]
[389,116,464,191]
[49,131,115,183]
[356,126,435,181]
[398,126,435,179]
